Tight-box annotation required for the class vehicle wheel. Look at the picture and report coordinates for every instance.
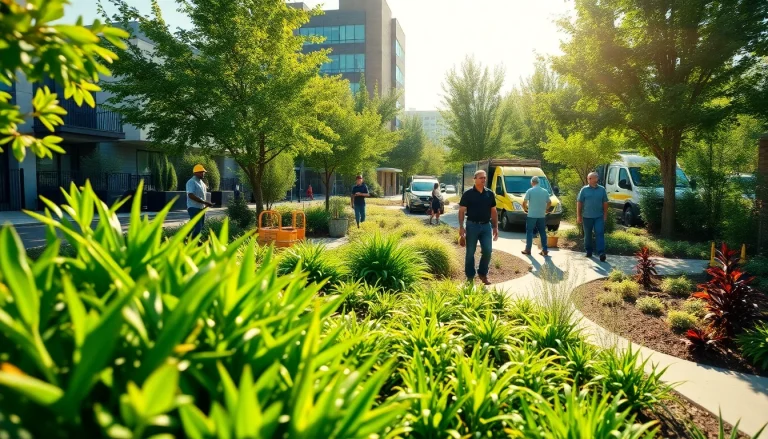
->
[500,211,511,231]
[405,202,410,212]
[547,223,560,232]
[623,207,635,226]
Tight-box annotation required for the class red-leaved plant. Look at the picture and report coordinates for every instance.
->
[634,247,658,289]
[683,328,724,352]
[692,243,766,337]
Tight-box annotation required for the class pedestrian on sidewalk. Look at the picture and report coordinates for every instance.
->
[186,164,214,239]
[522,176,551,257]
[428,182,442,225]
[306,184,314,201]
[577,171,609,262]
[458,169,499,285]
[351,175,369,228]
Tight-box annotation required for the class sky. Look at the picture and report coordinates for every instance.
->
[66,0,574,111]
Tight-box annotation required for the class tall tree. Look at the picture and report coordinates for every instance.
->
[415,142,447,178]
[386,115,425,193]
[0,0,127,162]
[543,131,621,186]
[441,56,511,163]
[103,0,328,213]
[552,0,768,238]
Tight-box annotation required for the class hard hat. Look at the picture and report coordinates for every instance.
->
[193,164,207,173]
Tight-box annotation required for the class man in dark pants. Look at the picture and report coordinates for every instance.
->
[186,164,214,239]
[351,175,369,228]
[577,171,609,261]
[458,170,499,285]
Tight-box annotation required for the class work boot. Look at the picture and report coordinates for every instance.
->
[478,275,491,286]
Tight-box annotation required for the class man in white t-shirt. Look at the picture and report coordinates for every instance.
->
[186,164,214,238]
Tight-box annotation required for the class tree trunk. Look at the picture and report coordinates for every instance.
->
[660,149,678,239]
[243,162,260,215]
[324,170,333,212]
[253,133,267,215]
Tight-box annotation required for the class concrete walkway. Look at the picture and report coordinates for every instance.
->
[434,209,768,434]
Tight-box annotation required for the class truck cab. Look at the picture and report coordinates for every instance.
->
[490,165,562,231]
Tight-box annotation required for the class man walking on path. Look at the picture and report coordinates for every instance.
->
[522,176,551,257]
[577,171,609,261]
[351,175,369,228]
[458,170,499,285]
[186,164,214,239]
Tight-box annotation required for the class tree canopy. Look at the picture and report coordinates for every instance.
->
[386,115,425,186]
[103,0,328,212]
[441,56,510,163]
[552,0,768,237]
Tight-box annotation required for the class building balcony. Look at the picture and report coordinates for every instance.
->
[33,93,126,141]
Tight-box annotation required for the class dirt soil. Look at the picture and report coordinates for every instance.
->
[575,278,765,377]
[640,394,750,438]
[449,242,532,284]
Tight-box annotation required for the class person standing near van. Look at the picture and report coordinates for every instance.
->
[351,175,369,228]
[522,176,551,256]
[458,170,499,285]
[577,172,609,261]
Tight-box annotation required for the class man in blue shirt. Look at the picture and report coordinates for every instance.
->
[577,172,609,261]
[351,175,369,228]
[522,176,552,256]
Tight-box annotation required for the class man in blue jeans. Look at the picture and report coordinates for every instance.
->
[577,172,609,262]
[522,176,552,257]
[351,175,369,228]
[458,170,499,285]
[186,164,215,240]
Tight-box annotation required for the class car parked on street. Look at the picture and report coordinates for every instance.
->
[405,175,440,213]
[444,185,457,194]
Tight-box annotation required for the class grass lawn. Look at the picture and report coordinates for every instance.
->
[558,226,711,259]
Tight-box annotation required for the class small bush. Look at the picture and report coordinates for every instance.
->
[597,291,623,307]
[304,205,331,236]
[660,276,694,298]
[406,235,457,278]
[744,256,768,293]
[607,269,627,283]
[329,196,349,219]
[636,297,664,315]
[681,299,706,318]
[667,311,698,332]
[277,241,344,288]
[347,232,428,291]
[598,346,673,412]
[625,227,648,236]
[226,195,255,229]
[610,280,640,300]
[736,321,768,371]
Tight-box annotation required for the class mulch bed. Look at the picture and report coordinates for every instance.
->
[449,242,532,284]
[640,395,749,438]
[575,278,765,377]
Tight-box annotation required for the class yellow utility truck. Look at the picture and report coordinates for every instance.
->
[461,159,563,231]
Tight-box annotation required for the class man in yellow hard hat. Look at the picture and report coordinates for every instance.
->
[187,164,214,238]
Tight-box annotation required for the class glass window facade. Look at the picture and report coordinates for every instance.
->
[395,66,404,85]
[320,54,365,74]
[349,82,361,94]
[300,25,365,44]
[395,40,404,57]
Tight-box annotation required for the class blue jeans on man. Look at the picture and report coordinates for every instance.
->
[525,217,547,253]
[582,216,605,256]
[188,207,205,238]
[465,221,493,279]
[354,204,366,227]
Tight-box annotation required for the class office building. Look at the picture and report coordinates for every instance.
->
[405,109,450,145]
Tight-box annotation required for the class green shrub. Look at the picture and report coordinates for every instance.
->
[660,276,694,297]
[610,280,640,300]
[597,291,623,307]
[625,227,648,236]
[608,269,627,282]
[277,241,345,288]
[406,235,457,278]
[597,346,673,412]
[329,196,349,219]
[347,232,428,291]
[636,297,664,315]
[0,183,403,438]
[367,292,398,320]
[681,299,707,318]
[736,321,768,371]
[174,153,220,191]
[226,195,255,229]
[744,256,768,293]
[305,205,331,235]
[507,296,539,322]
[667,310,698,332]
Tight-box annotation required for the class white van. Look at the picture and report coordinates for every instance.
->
[405,175,440,213]
[596,153,694,226]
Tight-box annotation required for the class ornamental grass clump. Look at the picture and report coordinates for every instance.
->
[636,297,664,315]
[660,276,694,297]
[346,232,429,291]
[277,241,345,288]
[610,280,640,300]
[667,310,699,332]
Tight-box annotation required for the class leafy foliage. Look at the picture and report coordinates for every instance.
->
[636,297,664,315]
[684,328,725,353]
[736,321,768,371]
[175,154,221,191]
[661,276,694,298]
[0,0,128,161]
[634,247,658,289]
[598,291,623,306]
[346,233,428,291]
[277,241,345,289]
[226,195,255,230]
[262,152,296,209]
[406,235,457,278]
[597,346,673,412]
[608,269,628,283]
[692,243,766,337]
[150,155,177,191]
[667,311,699,332]
[385,115,426,193]
[682,299,707,319]
[610,280,640,301]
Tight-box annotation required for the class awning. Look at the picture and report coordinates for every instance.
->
[376,167,403,173]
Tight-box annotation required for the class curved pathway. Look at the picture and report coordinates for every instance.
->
[429,209,768,435]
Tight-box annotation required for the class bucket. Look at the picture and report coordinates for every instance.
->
[536,236,559,249]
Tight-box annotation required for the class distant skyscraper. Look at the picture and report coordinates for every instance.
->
[405,109,450,145]
[289,0,405,127]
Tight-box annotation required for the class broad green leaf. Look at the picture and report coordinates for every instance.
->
[143,362,180,417]
[0,227,39,329]
[235,365,259,439]
[63,275,87,352]
[0,369,63,406]
[180,404,214,439]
